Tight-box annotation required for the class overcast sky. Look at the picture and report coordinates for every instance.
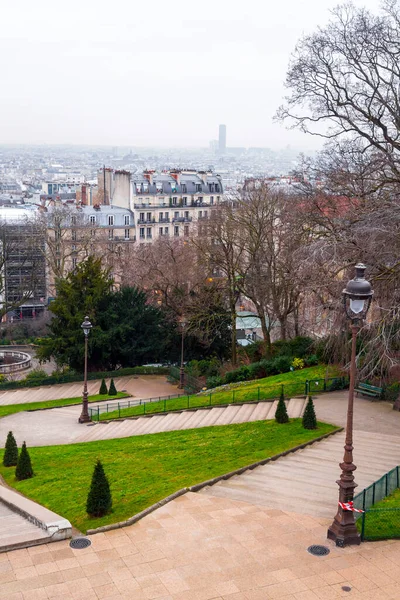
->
[1,0,382,149]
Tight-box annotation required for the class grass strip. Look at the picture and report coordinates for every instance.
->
[358,488,400,540]
[0,392,130,419]
[0,419,337,532]
[99,365,340,421]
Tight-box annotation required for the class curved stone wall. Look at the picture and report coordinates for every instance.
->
[0,351,31,374]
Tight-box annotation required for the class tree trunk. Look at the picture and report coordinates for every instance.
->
[279,317,287,340]
[259,313,272,358]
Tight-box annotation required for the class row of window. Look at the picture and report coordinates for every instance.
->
[139,225,190,239]
[137,196,219,205]
[71,215,131,226]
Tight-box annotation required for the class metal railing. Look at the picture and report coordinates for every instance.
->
[88,393,185,421]
[89,374,349,422]
[354,466,400,541]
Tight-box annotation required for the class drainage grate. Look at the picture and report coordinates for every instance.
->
[70,537,91,550]
[341,586,352,592]
[307,545,330,556]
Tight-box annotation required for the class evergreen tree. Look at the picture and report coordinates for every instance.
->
[86,460,112,517]
[15,442,34,480]
[275,394,289,424]
[3,431,18,467]
[108,379,117,396]
[99,379,108,395]
[302,396,317,429]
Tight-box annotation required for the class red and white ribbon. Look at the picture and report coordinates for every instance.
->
[339,501,364,513]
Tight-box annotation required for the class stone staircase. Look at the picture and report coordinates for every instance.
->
[199,429,400,518]
[0,485,72,552]
[0,502,49,551]
[74,398,308,443]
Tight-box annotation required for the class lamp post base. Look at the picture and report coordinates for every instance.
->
[78,391,91,423]
[327,515,361,547]
[78,413,91,424]
[178,366,185,390]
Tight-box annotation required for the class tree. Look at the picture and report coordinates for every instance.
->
[194,204,247,365]
[99,379,108,395]
[275,393,289,424]
[302,396,317,429]
[108,379,117,396]
[121,238,231,360]
[277,2,400,183]
[15,442,33,480]
[36,256,114,370]
[97,286,170,368]
[3,431,18,467]
[86,460,112,518]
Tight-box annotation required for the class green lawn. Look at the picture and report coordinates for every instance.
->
[359,488,400,540]
[98,365,341,421]
[0,392,130,419]
[0,419,337,533]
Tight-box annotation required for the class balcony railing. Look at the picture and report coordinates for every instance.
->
[138,219,156,224]
[158,218,170,223]
[172,217,192,223]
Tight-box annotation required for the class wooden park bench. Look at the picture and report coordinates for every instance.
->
[355,382,383,400]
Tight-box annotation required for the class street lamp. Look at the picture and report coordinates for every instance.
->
[178,317,187,389]
[327,263,373,547]
[78,315,92,424]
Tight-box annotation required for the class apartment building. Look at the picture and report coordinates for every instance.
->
[95,168,223,242]
[44,204,135,297]
[132,170,223,243]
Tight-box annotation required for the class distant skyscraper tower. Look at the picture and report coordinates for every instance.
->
[219,124,226,154]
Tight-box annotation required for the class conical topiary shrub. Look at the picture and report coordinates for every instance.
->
[108,379,117,396]
[15,442,34,480]
[86,460,112,517]
[99,378,108,395]
[3,431,18,467]
[302,396,317,430]
[275,394,289,424]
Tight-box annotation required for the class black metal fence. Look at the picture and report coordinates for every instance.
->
[354,466,400,541]
[88,375,349,422]
[169,367,203,393]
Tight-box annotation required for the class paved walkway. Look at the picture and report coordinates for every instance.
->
[0,492,400,600]
[0,375,176,405]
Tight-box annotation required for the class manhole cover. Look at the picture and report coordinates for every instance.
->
[342,586,352,592]
[307,545,330,556]
[70,537,91,550]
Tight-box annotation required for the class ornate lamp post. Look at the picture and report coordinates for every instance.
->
[327,263,373,546]
[78,316,92,424]
[178,317,187,389]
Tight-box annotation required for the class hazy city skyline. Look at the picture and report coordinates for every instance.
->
[2,0,381,149]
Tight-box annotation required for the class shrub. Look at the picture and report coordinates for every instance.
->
[248,361,268,380]
[272,336,314,359]
[383,382,400,402]
[206,375,223,389]
[99,379,108,395]
[224,365,250,384]
[3,431,18,467]
[275,394,289,424]
[24,368,48,381]
[108,379,117,396]
[291,357,305,370]
[302,396,317,429]
[269,356,292,375]
[304,354,318,367]
[15,442,33,480]
[86,460,112,517]
[327,377,347,392]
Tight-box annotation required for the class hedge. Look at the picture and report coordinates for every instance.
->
[0,366,170,391]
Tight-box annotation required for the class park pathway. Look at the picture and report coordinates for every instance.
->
[0,374,176,405]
